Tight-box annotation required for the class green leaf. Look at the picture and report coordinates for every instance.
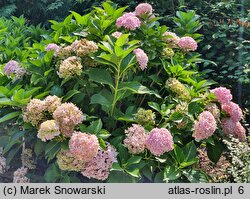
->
[90,89,113,108]
[163,166,181,181]
[126,156,142,167]
[45,141,61,162]
[63,90,80,101]
[87,68,114,89]
[108,170,138,183]
[174,144,185,164]
[0,98,19,106]
[125,168,140,178]
[111,162,123,171]
[34,140,45,156]
[0,111,21,123]
[183,141,197,162]
[44,163,61,182]
[86,119,103,134]
[188,101,203,115]
[148,102,161,112]
[116,34,129,47]
[118,81,161,98]
[207,140,225,163]
[169,111,183,122]
[6,145,22,165]
[183,169,210,183]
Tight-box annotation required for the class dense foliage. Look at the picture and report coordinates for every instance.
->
[0,1,249,183]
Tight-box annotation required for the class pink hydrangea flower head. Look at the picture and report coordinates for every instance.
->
[221,118,246,141]
[45,43,61,55]
[162,31,180,46]
[222,102,242,122]
[116,12,141,30]
[13,167,30,183]
[135,3,153,16]
[53,103,84,137]
[111,31,123,39]
[69,131,99,162]
[23,99,47,126]
[44,95,62,113]
[81,144,117,181]
[133,48,148,70]
[234,122,246,141]
[146,128,174,156]
[4,60,20,75]
[178,36,198,51]
[192,111,217,141]
[124,124,147,154]
[211,87,232,104]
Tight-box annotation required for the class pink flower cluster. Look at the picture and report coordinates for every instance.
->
[111,31,123,39]
[221,118,246,141]
[145,128,174,156]
[69,131,99,162]
[177,36,198,51]
[13,167,30,183]
[53,103,84,137]
[135,3,153,16]
[192,111,217,141]
[211,86,245,140]
[211,87,232,104]
[133,48,148,70]
[162,31,180,47]
[45,43,61,55]
[124,124,147,154]
[4,60,20,75]
[221,102,242,122]
[81,144,117,181]
[116,12,141,30]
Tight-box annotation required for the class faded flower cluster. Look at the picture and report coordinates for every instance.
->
[124,124,147,154]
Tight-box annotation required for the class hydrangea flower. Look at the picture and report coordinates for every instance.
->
[23,99,47,126]
[124,124,147,154]
[57,45,73,58]
[13,167,30,183]
[56,149,85,172]
[146,128,174,156]
[71,39,98,57]
[37,120,60,142]
[192,111,217,141]
[221,118,246,141]
[44,95,62,113]
[81,144,117,181]
[45,43,61,55]
[116,12,141,30]
[222,102,243,122]
[3,60,20,75]
[211,87,232,104]
[69,132,99,162]
[133,48,148,70]
[166,78,190,100]
[58,56,83,79]
[178,36,198,51]
[135,3,153,16]
[162,31,180,47]
[53,103,84,137]
[135,108,155,126]
[162,47,175,58]
[111,31,123,39]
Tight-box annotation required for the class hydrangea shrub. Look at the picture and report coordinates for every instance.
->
[0,1,248,183]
